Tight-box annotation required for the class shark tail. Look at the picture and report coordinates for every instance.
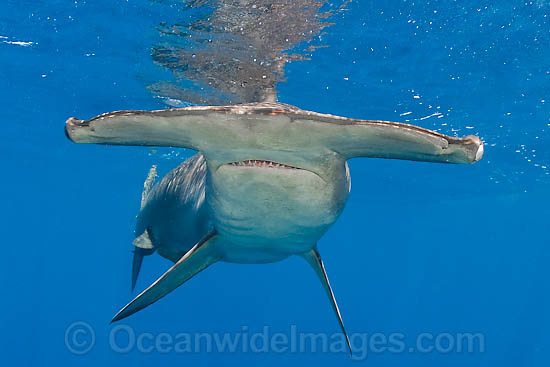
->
[131,227,155,291]
[132,245,155,291]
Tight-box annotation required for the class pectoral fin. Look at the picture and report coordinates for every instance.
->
[300,247,351,356]
[112,231,220,322]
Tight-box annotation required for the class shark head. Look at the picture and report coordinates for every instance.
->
[65,102,483,167]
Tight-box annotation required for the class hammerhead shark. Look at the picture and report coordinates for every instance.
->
[65,102,483,353]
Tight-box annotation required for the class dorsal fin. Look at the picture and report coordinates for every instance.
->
[140,165,157,209]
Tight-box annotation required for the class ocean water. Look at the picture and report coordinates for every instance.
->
[1,0,549,366]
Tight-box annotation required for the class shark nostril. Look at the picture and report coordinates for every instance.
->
[475,142,484,162]
[64,124,72,141]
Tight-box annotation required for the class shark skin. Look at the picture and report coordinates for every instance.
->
[65,102,484,355]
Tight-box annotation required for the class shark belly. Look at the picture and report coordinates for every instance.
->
[206,161,350,263]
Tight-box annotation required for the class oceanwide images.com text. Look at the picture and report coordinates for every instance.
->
[65,322,485,361]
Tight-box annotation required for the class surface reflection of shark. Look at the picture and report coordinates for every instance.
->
[148,0,345,105]
[65,0,483,356]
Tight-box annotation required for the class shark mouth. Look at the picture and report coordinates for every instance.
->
[227,159,299,169]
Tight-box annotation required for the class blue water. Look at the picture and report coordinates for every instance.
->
[1,0,549,365]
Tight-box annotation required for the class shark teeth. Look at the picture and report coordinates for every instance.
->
[227,160,298,169]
